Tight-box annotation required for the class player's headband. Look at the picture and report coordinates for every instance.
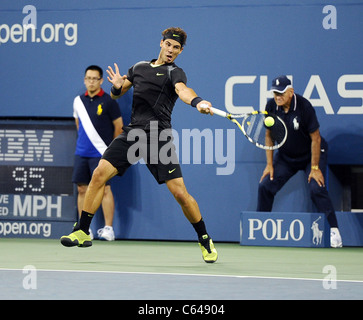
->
[163,31,185,47]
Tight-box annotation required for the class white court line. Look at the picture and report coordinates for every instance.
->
[1,267,363,284]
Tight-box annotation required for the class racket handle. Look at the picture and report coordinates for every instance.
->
[210,107,228,118]
[199,104,228,118]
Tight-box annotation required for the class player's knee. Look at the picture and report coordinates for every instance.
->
[173,188,186,203]
[91,166,108,187]
[170,185,189,205]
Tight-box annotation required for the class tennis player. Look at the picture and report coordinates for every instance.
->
[61,27,218,263]
[257,75,342,248]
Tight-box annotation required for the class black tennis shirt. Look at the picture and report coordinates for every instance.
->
[126,59,187,131]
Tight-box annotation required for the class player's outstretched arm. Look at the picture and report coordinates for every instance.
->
[175,82,213,115]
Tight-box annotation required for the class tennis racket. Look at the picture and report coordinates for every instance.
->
[201,105,287,150]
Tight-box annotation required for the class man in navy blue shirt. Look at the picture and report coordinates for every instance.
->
[72,65,123,241]
[257,75,342,248]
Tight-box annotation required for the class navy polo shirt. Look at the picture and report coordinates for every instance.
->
[265,93,324,161]
[73,89,121,157]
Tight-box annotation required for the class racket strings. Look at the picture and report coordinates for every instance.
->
[242,113,286,149]
[269,117,286,145]
[244,114,268,146]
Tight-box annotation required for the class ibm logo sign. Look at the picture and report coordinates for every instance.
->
[0,130,53,162]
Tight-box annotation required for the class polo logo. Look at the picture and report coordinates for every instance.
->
[97,104,103,115]
[293,116,299,130]
[311,216,323,245]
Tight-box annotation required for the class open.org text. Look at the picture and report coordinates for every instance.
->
[0,221,51,237]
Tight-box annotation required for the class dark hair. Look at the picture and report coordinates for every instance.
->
[162,27,187,47]
[85,65,103,78]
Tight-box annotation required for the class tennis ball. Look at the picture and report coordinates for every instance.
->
[264,116,275,127]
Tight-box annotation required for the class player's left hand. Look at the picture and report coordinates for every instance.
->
[107,63,127,89]
[308,169,325,187]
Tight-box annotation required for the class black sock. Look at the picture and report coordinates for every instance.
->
[192,218,208,239]
[77,210,94,234]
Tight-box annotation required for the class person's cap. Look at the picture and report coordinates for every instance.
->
[270,75,292,93]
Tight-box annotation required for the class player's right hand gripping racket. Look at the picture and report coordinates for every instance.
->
[202,105,287,150]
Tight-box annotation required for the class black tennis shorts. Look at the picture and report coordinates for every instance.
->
[102,130,182,184]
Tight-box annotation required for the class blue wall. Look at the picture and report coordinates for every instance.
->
[1,1,363,241]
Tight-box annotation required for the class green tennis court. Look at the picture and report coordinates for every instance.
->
[1,238,362,300]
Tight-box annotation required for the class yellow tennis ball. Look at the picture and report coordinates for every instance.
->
[264,116,275,127]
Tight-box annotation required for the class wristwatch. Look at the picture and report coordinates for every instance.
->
[311,165,319,170]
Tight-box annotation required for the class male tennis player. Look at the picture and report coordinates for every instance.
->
[61,27,218,263]
[257,75,342,248]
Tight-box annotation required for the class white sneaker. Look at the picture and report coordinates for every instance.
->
[97,226,115,241]
[330,228,342,248]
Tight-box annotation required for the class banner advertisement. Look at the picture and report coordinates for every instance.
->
[240,211,330,248]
